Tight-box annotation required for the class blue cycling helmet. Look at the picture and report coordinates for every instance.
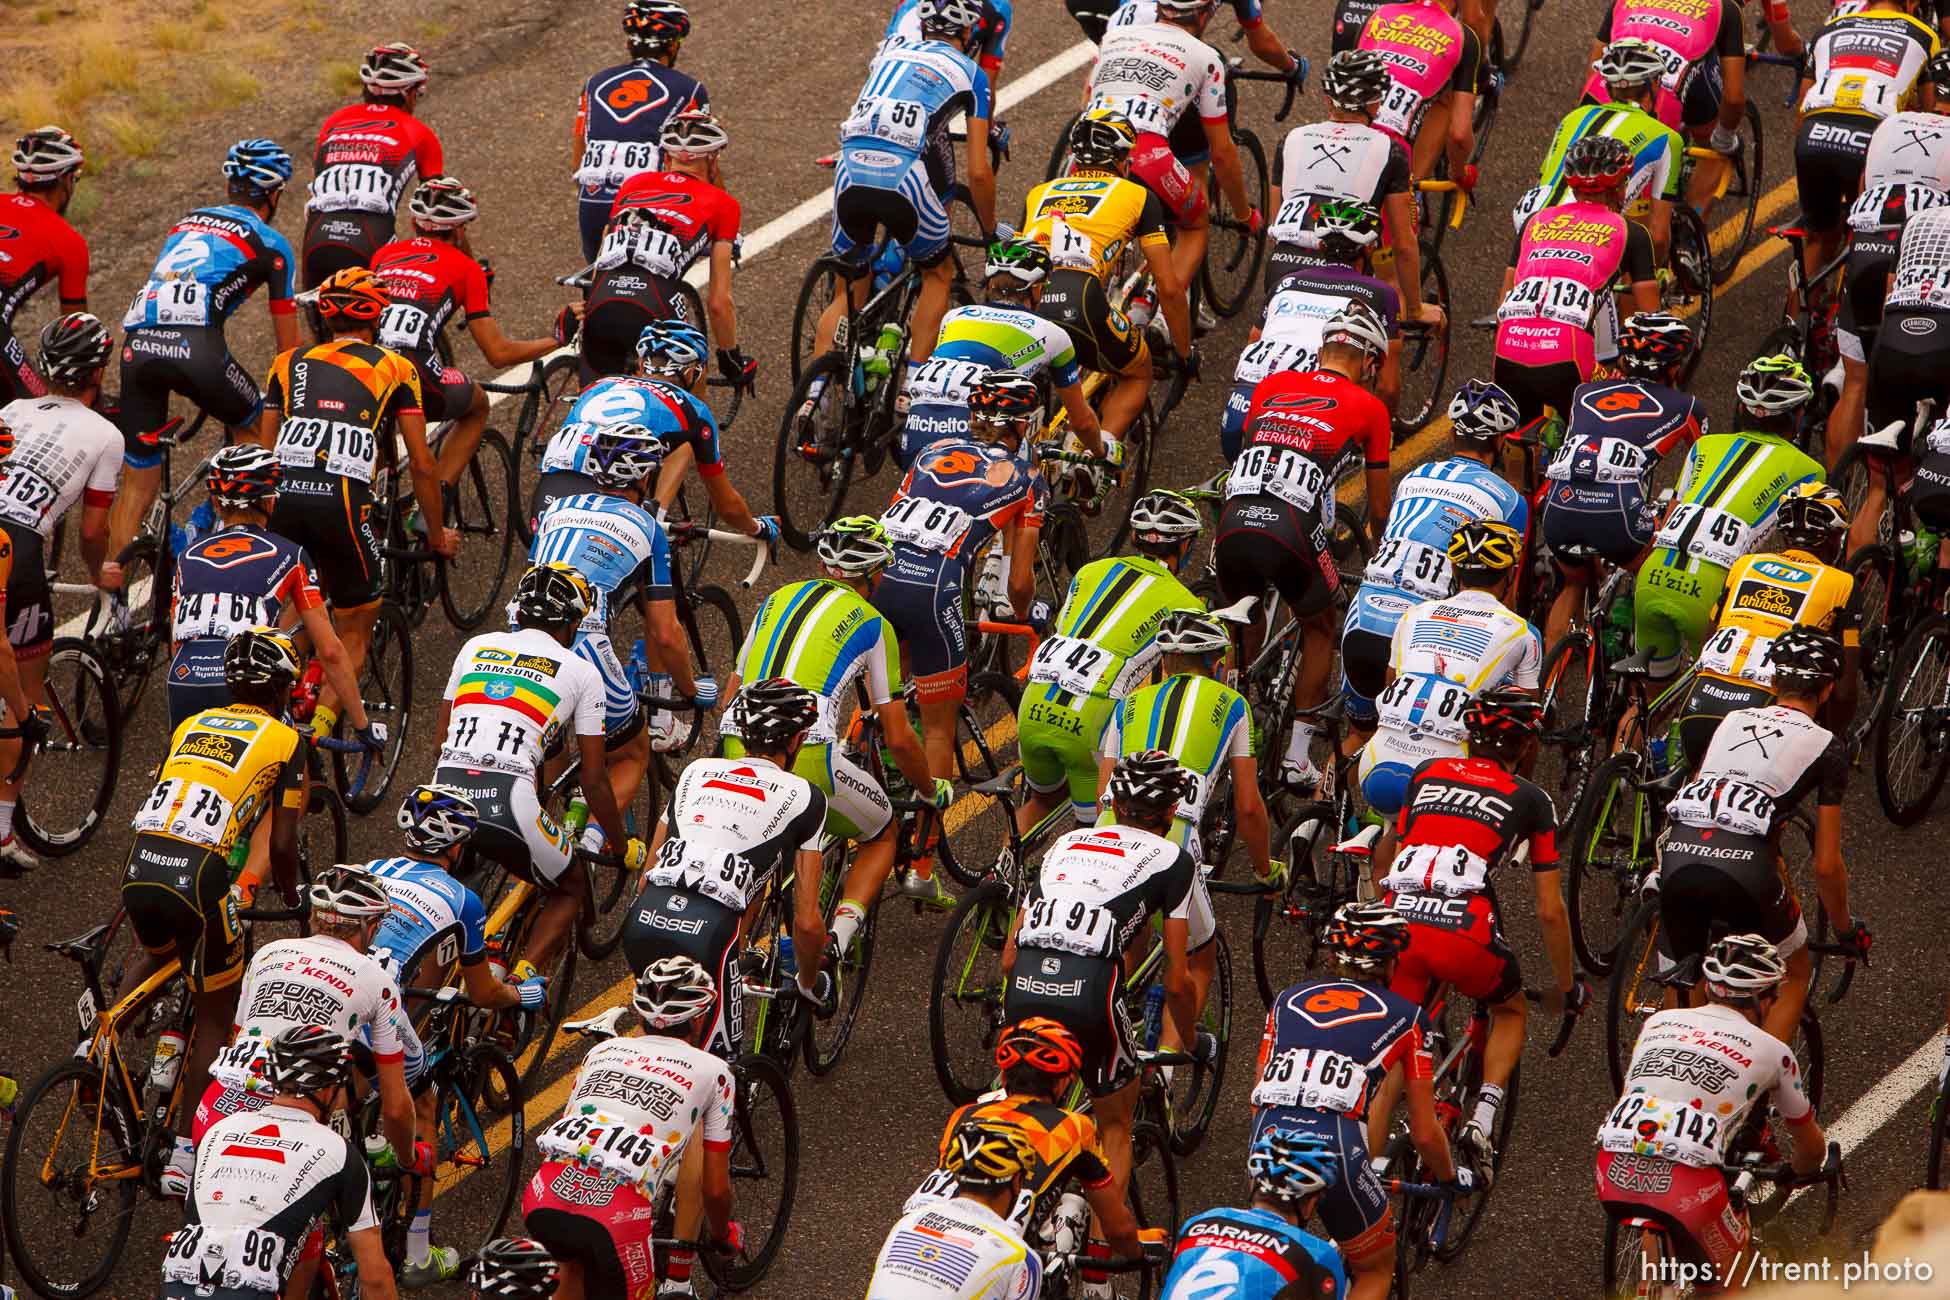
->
[223,138,293,194]
[397,783,479,853]
[635,320,709,377]
[586,421,666,488]
[1447,378,1523,444]
[1247,1129,1339,1201]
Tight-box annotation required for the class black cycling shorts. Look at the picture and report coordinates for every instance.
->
[1678,675,1773,769]
[121,833,245,993]
[269,475,383,608]
[117,326,262,461]
[620,884,744,1055]
[1794,113,1874,234]
[1541,489,1656,570]
[1838,236,1899,359]
[1491,354,1581,427]
[1867,309,1950,443]
[1214,511,1341,619]
[1657,826,1806,967]
[831,181,953,274]
[1003,947,1135,1097]
[402,349,478,425]
[579,271,698,385]
[1,330,45,403]
[1912,450,1950,533]
[1039,270,1147,378]
[1067,0,1115,42]
[1340,624,1391,725]
[301,209,394,288]
[1679,54,1724,130]
[1,522,52,661]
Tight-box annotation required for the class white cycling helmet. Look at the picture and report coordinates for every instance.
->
[360,42,430,92]
[1701,933,1788,999]
[309,865,393,921]
[633,955,717,1030]
[1321,300,1389,360]
[1155,609,1232,656]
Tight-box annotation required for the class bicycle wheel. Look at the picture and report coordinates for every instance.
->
[1847,543,1898,741]
[1167,930,1232,1156]
[1393,240,1450,442]
[429,1042,525,1253]
[1507,0,1539,69]
[1438,1058,1519,1257]
[773,351,857,551]
[1606,899,1665,1094]
[1601,1216,1659,1299]
[301,780,350,877]
[701,1053,800,1292]
[502,922,579,1102]
[1709,101,1765,285]
[1747,1009,1824,1223]
[1537,632,1602,808]
[1830,442,1892,550]
[688,583,744,752]
[1200,129,1269,320]
[1669,207,1714,387]
[513,354,585,548]
[1875,612,1950,825]
[1252,802,1338,1007]
[331,600,414,814]
[1045,112,1082,181]
[928,880,1013,1103]
[805,850,875,1076]
[15,637,121,857]
[437,427,516,631]
[1566,753,1655,977]
[2,1058,142,1299]
[938,671,1022,889]
[1928,1076,1950,1189]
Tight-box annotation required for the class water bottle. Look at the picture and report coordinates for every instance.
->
[1602,593,1635,665]
[149,1030,188,1095]
[1141,983,1165,1052]
[364,1133,399,1171]
[976,548,1007,610]
[564,792,591,836]
[872,243,905,295]
[511,959,540,986]
[226,837,251,878]
[1923,528,1943,581]
[1050,1192,1091,1254]
[777,935,797,978]
[1649,733,1669,776]
[186,500,216,544]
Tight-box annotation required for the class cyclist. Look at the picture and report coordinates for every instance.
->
[1532,41,1686,265]
[871,1120,1044,1298]
[120,627,308,1194]
[302,43,440,287]
[1537,312,1706,653]
[260,265,451,741]
[1596,934,1840,1292]
[434,562,647,975]
[1252,902,1460,1300]
[1680,483,1858,764]
[1358,520,1541,821]
[370,177,566,486]
[887,0,1012,81]
[1023,111,1186,445]
[523,956,738,1300]
[1658,628,1867,1042]
[1585,1,1749,200]
[1016,490,1206,830]
[1633,354,1824,680]
[1493,135,1661,425]
[1162,1132,1348,1299]
[1357,0,1481,186]
[813,0,997,365]
[170,1025,399,1300]
[574,0,711,264]
[1865,201,1950,521]
[903,237,1102,463]
[1106,0,1305,80]
[466,1239,559,1300]
[1,126,88,402]
[1229,205,1401,453]
[1097,609,1272,881]
[111,140,299,560]
[1221,303,1392,792]
[721,519,944,942]
[1338,382,1527,784]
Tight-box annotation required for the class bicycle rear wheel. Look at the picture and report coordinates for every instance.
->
[1127,1120,1180,1290]
[16,637,121,857]
[2,1058,142,1300]
[701,1053,800,1293]
[938,671,1021,889]
[773,351,858,551]
[437,427,516,631]
[1252,802,1339,1007]
[331,600,414,814]
[1167,930,1231,1156]
[1200,129,1269,319]
[805,848,876,1076]
[1606,899,1664,1093]
[789,261,854,387]
[1566,752,1654,977]
[428,1043,526,1253]
[1846,544,1898,750]
[1830,443,1893,550]
[1709,102,1765,285]
[1438,1058,1518,1257]
[1536,632,1602,808]
[928,880,1013,1103]
[1875,612,1950,825]
[1392,240,1450,442]
[1669,207,1714,387]
[513,354,584,548]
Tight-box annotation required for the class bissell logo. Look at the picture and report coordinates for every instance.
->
[701,765,767,800]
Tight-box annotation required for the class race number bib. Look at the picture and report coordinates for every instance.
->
[1498,275,1598,329]
[645,835,758,910]
[132,778,237,851]
[1365,537,1454,600]
[310,163,394,214]
[162,1224,288,1295]
[1046,214,1098,271]
[1696,625,1774,686]
[1226,445,1327,513]
[880,495,974,553]
[575,139,661,189]
[1598,1092,1724,1168]
[1384,842,1492,897]
[1547,436,1648,485]
[1653,503,1752,569]
[843,95,928,151]
[904,357,989,407]
[126,278,210,329]
[174,591,271,642]
[1028,635,1119,697]
[596,222,685,278]
[376,302,431,352]
[1016,893,1118,958]
[1849,181,1949,232]
[1374,79,1423,137]
[1251,1047,1367,1112]
[541,1112,663,1190]
[1890,256,1950,311]
[1233,337,1315,385]
[1668,776,1776,837]
[276,417,380,483]
[0,465,57,529]
[1375,672,1470,742]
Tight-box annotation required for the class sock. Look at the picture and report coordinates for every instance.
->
[1284,720,1317,769]
[830,900,868,956]
[312,704,338,738]
[408,1209,432,1266]
[648,673,674,731]
[1471,1084,1505,1134]
[666,1248,694,1283]
[0,801,16,841]
[171,1136,195,1170]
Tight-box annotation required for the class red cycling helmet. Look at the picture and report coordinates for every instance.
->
[1562,134,1633,195]
[995,1017,1085,1077]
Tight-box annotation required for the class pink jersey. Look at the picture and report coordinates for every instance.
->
[1579,0,1725,130]
[1359,1,1470,146]
[1494,202,1629,374]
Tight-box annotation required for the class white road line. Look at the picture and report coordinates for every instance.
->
[1786,1028,1947,1208]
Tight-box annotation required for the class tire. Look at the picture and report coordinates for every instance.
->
[426,1043,525,1253]
[1669,207,1714,388]
[1045,112,1082,182]
[1710,101,1765,285]
[2,1058,142,1299]
[1537,632,1602,810]
[701,1054,800,1293]
[331,601,414,814]
[513,353,585,548]
[1200,129,1269,320]
[301,781,350,878]
[937,671,1021,889]
[1875,612,1950,825]
[1601,1216,1655,1298]
[1566,752,1655,978]
[1508,0,1539,70]
[437,426,517,631]
[104,536,165,724]
[1830,442,1893,550]
[1439,1058,1518,1257]
[499,918,579,1104]
[773,351,857,552]
[1846,543,1898,751]
[1606,899,1665,1094]
[1127,1119,1180,1245]
[1252,802,1339,1007]
[804,849,876,1076]
[928,881,1014,1103]
[789,259,853,386]
[1168,930,1232,1156]
[15,637,121,857]
[687,584,744,754]
[1393,240,1450,442]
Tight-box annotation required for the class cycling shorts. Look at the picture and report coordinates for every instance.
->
[580,270,696,385]
[121,834,245,993]
[619,884,743,1056]
[1038,269,1147,378]
[400,350,478,424]
[1541,488,1656,570]
[1596,1151,1750,1283]
[572,629,646,746]
[1633,561,1725,678]
[1914,449,1950,533]
[1678,674,1772,770]
[1168,99,1213,168]
[532,469,602,533]
[432,766,575,886]
[167,638,233,732]
[523,1161,660,1300]
[1679,53,1724,130]
[877,554,972,704]
[1215,506,1341,620]
[1837,235,1899,363]
[1250,1107,1393,1262]
[269,476,383,609]
[1003,946,1136,1097]
[1359,728,1464,816]
[1387,896,1524,1005]
[1067,0,1116,42]
[118,327,262,462]
[301,209,393,288]
[1339,621,1393,726]
[1868,309,1950,440]
[1221,382,1252,462]
[725,736,888,843]
[830,164,951,268]
[1793,113,1874,234]
[1656,825,1807,970]
[1130,132,1209,227]
[1,329,45,402]
[1,522,52,662]
[1491,354,1585,427]
[1019,685,1118,824]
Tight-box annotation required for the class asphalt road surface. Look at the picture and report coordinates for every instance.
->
[4,1,1949,1297]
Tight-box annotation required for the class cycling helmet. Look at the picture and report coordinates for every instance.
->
[1321,300,1389,360]
[397,783,480,854]
[12,125,83,184]
[943,1119,1036,1190]
[967,369,1042,442]
[1070,108,1139,168]
[632,954,716,1030]
[223,626,301,693]
[814,516,894,576]
[734,677,820,749]
[1701,932,1788,1000]
[1776,482,1849,558]
[0,416,13,464]
[1735,353,1813,414]
[1154,609,1233,657]
[512,561,594,628]
[263,1024,353,1097]
[1247,1129,1340,1201]
[635,319,709,377]
[467,1239,560,1300]
[917,0,986,38]
[1463,686,1544,751]
[1320,901,1411,971]
[407,176,478,230]
[1447,519,1523,583]
[309,864,394,922]
[207,444,282,511]
[1107,749,1193,818]
[661,110,729,158]
[1321,49,1391,113]
[625,0,691,54]
[1764,625,1843,689]
[222,138,293,193]
[585,421,666,488]
[994,1017,1085,1078]
[1616,311,1694,378]
[1310,198,1383,261]
[314,266,389,322]
[1447,378,1523,444]
[1156,0,1220,16]
[984,236,1052,289]
[1593,38,1667,92]
[1561,134,1633,195]
[1930,49,1950,95]
[360,42,431,93]
[36,312,111,385]
[1129,489,1203,544]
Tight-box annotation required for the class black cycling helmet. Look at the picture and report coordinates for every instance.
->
[1107,749,1193,818]
[1446,519,1523,583]
[223,626,301,696]
[1764,626,1843,690]
[626,0,690,55]
[36,312,111,386]
[734,678,820,749]
[1321,49,1391,113]
[1928,49,1950,96]
[397,783,479,854]
[207,444,281,511]
[467,1238,560,1300]
[264,1024,353,1097]
[512,562,594,629]
[1463,686,1544,753]
[1562,134,1634,195]
[1616,311,1694,378]
[1775,483,1849,560]
[1320,901,1410,972]
[1070,108,1139,168]
[1447,378,1523,445]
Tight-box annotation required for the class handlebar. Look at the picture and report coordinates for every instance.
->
[1804,938,1864,1004]
[664,521,773,588]
[1522,985,1587,1058]
[1745,46,1806,106]
[1387,1179,1459,1249]
[1226,57,1307,123]
[1416,178,1470,231]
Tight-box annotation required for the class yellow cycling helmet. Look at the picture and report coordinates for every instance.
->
[941,1119,1036,1190]
[1446,519,1523,581]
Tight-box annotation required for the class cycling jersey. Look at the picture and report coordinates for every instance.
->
[124,205,297,333]
[1539,378,1707,568]
[914,1092,1115,1228]
[885,0,1014,72]
[0,192,88,401]
[1268,120,1412,248]
[539,375,722,517]
[1086,22,1227,143]
[903,303,1084,454]
[1523,102,1685,228]
[1588,0,1745,131]
[1099,673,1253,859]
[868,1198,1042,1300]
[0,394,122,539]
[605,169,741,281]
[1673,703,1848,838]
[1226,271,1399,459]
[1023,172,1172,283]
[1111,0,1265,34]
[529,490,673,633]
[534,1033,734,1196]
[308,103,443,219]
[575,60,711,261]
[1163,1207,1346,1300]
[1697,551,1855,689]
[1496,202,1651,377]
[169,1104,377,1300]
[368,854,490,979]
[439,626,608,780]
[1854,111,1950,215]
[217,933,416,1095]
[168,525,325,730]
[371,236,490,354]
[1884,204,1950,310]
[1358,1,1482,149]
[1801,7,1937,120]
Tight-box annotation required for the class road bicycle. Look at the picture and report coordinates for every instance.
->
[1682,104,1766,285]
[1394,179,1461,441]
[1754,223,1848,459]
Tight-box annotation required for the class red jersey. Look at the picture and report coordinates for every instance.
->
[308,103,445,216]
[370,237,490,355]
[0,193,88,326]
[1242,368,1391,484]
[1384,755,1558,941]
[603,171,741,281]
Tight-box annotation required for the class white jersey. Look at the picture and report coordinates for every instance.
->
[867,1197,1043,1300]
[1670,704,1844,838]
[536,1034,735,1197]
[1231,276,1342,385]
[1023,823,1201,959]
[1270,121,1403,243]
[1366,588,1540,766]
[438,626,607,779]
[1850,111,1950,231]
[1886,205,1950,311]
[217,935,417,1094]
[649,756,828,911]
[1085,22,1228,138]
[0,396,123,539]
[1600,1004,1812,1167]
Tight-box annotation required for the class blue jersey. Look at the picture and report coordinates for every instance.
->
[1163,1206,1345,1300]
[368,855,489,975]
[121,205,297,332]
[529,491,673,627]
[575,61,711,205]
[839,41,992,187]
[540,376,722,478]
[1348,458,1529,637]
[883,0,1013,67]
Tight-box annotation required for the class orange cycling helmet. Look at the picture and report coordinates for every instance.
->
[995,1017,1084,1076]
[315,266,389,322]
[0,414,13,462]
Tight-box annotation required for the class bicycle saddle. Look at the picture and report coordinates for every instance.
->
[1610,649,1655,677]
[1637,767,1687,798]
[46,922,113,962]
[1860,420,1907,452]
[1209,595,1258,624]
[970,765,1022,798]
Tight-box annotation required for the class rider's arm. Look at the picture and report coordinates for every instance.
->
[459,952,523,1011]
[336,1152,400,1300]
[1718,5,1748,131]
[792,844,829,993]
[579,729,634,853]
[695,440,764,537]
[1240,12,1299,75]
[649,596,701,698]
[1623,222,1661,314]
[1201,114,1253,220]
[1444,30,1481,177]
[706,239,740,356]
[1161,914,1199,1047]
[879,695,935,791]
[1404,1065,1460,1182]
[296,601,372,732]
[77,502,110,587]
[700,1062,738,1242]
[398,407,451,551]
[1385,190,1424,323]
[264,237,300,355]
[463,315,555,369]
[1530,866,1576,1003]
[1232,752,1271,878]
[265,761,304,900]
[373,1055,417,1159]
[1813,798,1854,938]
[1083,1176,1150,1257]
[1006,519,1040,621]
[966,75,998,231]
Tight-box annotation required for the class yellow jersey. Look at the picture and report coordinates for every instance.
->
[132,704,305,858]
[1697,550,1857,688]
[1022,170,1171,281]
